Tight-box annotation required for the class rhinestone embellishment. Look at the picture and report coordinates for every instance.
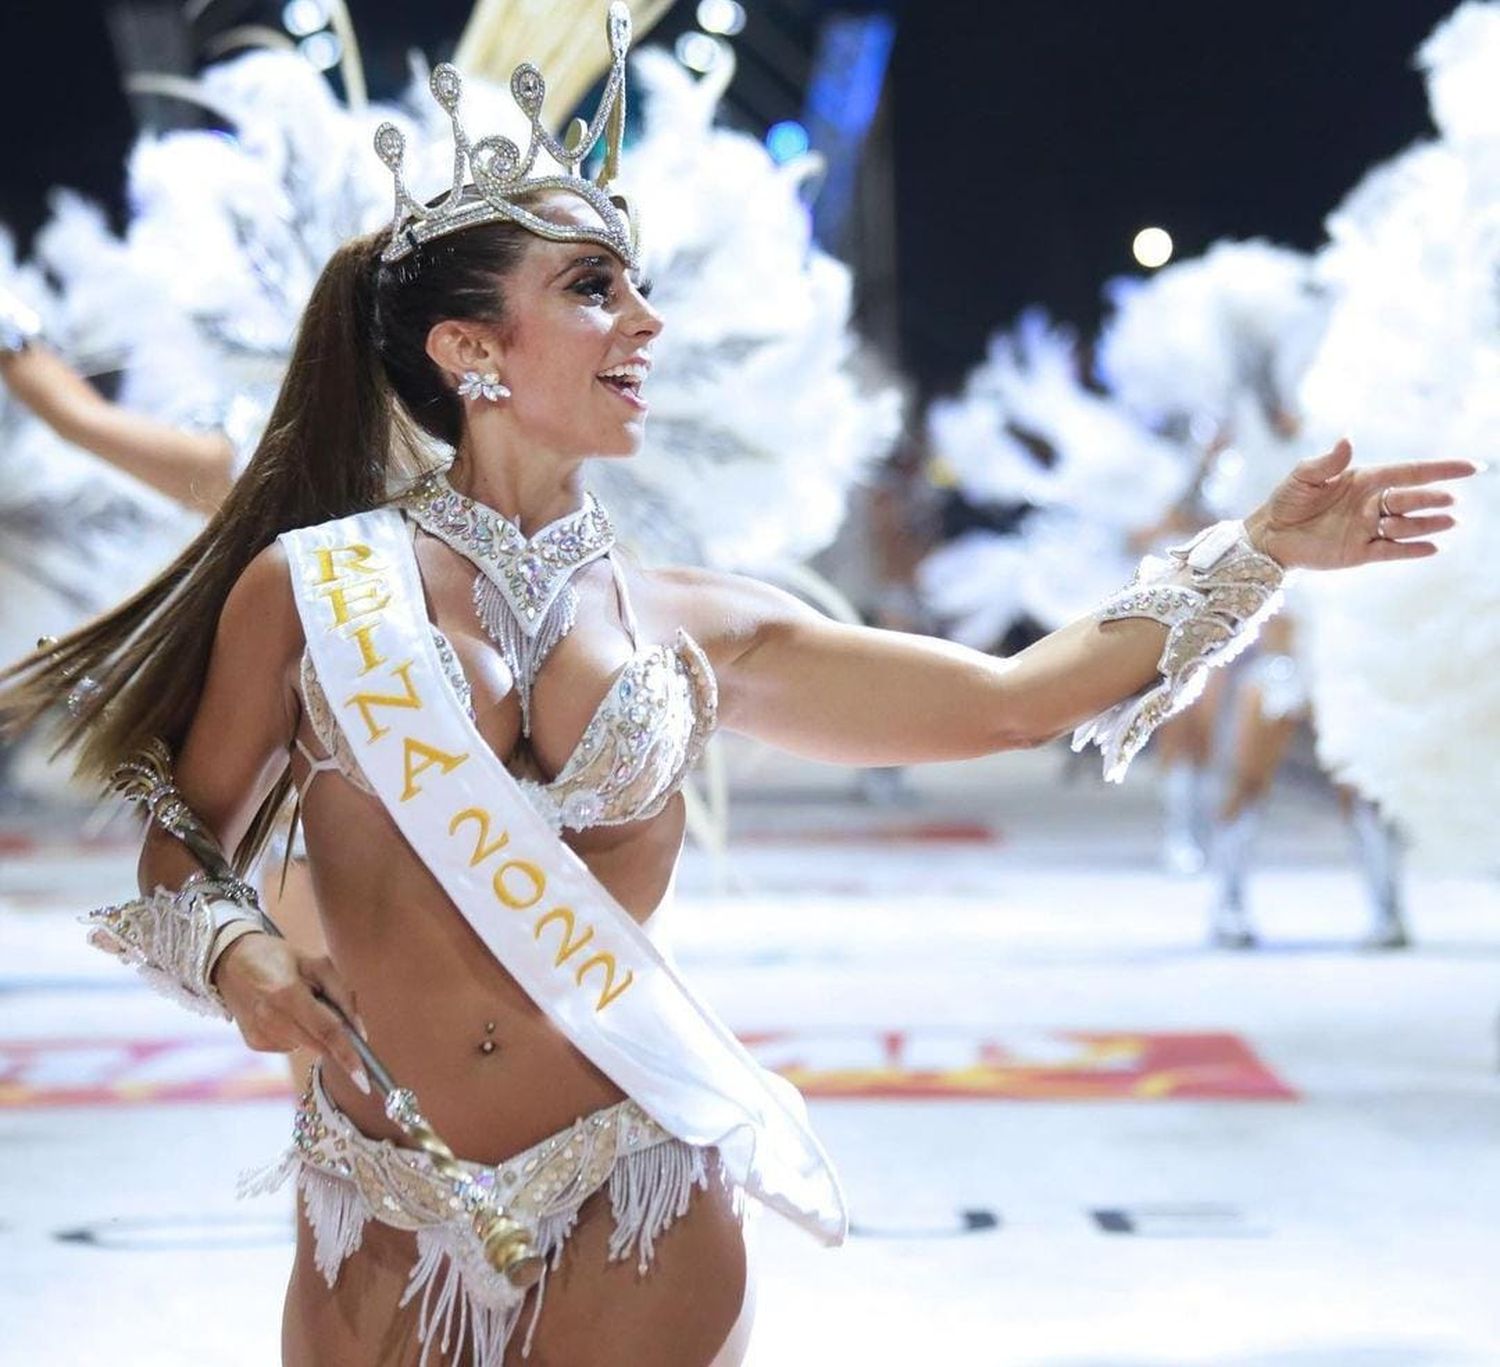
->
[373,3,638,269]
[404,470,616,736]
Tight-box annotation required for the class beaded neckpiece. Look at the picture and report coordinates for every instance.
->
[403,471,615,736]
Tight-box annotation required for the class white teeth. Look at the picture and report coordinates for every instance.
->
[598,362,649,384]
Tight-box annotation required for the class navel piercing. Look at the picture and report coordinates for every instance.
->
[478,1020,498,1055]
[458,371,511,402]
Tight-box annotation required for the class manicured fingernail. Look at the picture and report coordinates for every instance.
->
[352,1067,371,1095]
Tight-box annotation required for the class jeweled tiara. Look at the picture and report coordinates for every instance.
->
[373,1,639,269]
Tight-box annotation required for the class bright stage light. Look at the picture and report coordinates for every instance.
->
[697,0,747,35]
[766,120,811,163]
[675,31,724,74]
[282,0,329,38]
[299,30,343,70]
[1132,226,1173,269]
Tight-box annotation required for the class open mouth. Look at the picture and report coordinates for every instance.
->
[597,362,650,409]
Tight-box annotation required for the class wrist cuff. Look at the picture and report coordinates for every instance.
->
[208,919,265,982]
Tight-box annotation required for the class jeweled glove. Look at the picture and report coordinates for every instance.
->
[1072,520,1285,782]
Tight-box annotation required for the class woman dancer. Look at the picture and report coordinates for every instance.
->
[0,9,1471,1364]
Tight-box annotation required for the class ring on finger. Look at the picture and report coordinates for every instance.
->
[1378,487,1396,518]
[1375,515,1392,541]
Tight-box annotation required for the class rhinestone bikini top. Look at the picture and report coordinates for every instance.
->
[295,527,717,834]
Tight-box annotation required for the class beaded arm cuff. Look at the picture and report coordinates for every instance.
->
[83,875,266,1020]
[1071,520,1285,783]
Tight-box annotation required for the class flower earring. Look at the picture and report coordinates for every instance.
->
[457,370,511,402]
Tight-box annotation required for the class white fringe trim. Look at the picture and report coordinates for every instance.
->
[401,1224,531,1367]
[82,886,231,1020]
[607,1141,711,1272]
[241,1138,718,1365]
[236,1149,371,1288]
[236,1148,298,1200]
[300,1168,372,1287]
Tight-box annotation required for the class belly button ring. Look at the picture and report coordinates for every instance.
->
[479,1020,497,1055]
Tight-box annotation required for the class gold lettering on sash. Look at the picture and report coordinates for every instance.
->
[534,907,596,966]
[575,953,635,1011]
[314,543,378,585]
[400,738,469,801]
[310,530,644,1016]
[349,623,387,675]
[492,859,546,911]
[346,660,420,742]
[326,579,391,627]
[449,808,511,867]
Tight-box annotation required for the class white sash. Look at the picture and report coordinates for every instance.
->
[280,510,846,1246]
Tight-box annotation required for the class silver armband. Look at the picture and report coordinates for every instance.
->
[83,874,267,1019]
[1071,520,1286,783]
[0,286,42,355]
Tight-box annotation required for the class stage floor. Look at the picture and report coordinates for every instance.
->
[3,747,1497,1365]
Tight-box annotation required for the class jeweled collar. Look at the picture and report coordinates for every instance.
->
[402,470,615,640]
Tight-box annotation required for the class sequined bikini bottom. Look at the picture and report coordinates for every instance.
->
[241,1064,722,1367]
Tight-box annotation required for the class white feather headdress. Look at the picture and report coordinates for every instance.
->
[34,40,898,572]
[919,310,1191,645]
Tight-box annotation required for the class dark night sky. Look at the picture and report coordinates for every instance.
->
[893,1,1455,393]
[0,1,1460,397]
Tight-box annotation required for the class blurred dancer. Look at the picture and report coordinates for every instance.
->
[1298,1,1500,874]
[0,288,329,1082]
[1100,242,1320,887]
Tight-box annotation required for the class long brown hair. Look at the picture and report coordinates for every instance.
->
[0,216,533,869]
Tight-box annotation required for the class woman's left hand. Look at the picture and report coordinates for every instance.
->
[1245,438,1476,570]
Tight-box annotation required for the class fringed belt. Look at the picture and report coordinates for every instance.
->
[241,1064,719,1366]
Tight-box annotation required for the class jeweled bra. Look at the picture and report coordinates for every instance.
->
[295,500,717,834]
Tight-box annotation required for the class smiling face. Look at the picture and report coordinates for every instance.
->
[428,192,663,462]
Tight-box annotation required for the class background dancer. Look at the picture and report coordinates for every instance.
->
[1298,1,1500,874]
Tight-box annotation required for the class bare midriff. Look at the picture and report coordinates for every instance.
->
[298,765,687,1166]
[287,545,697,1167]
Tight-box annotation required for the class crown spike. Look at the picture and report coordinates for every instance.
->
[373,122,427,231]
[430,63,463,113]
[607,1,632,59]
[378,5,638,269]
[511,64,546,120]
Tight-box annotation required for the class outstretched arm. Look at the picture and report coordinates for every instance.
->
[0,343,237,514]
[689,441,1473,770]
[700,576,1187,765]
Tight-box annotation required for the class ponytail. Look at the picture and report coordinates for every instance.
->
[1,209,536,871]
[0,232,418,865]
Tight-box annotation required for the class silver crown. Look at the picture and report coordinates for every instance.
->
[375,1,638,268]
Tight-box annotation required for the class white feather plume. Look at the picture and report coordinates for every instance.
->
[0,212,196,670]
[918,310,1191,644]
[589,49,902,569]
[1420,1,1500,150]
[1297,18,1500,866]
[1098,239,1320,437]
[33,45,896,573]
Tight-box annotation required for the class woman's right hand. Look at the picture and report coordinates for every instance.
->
[211,932,371,1094]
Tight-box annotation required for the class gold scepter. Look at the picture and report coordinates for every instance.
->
[111,739,544,1287]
